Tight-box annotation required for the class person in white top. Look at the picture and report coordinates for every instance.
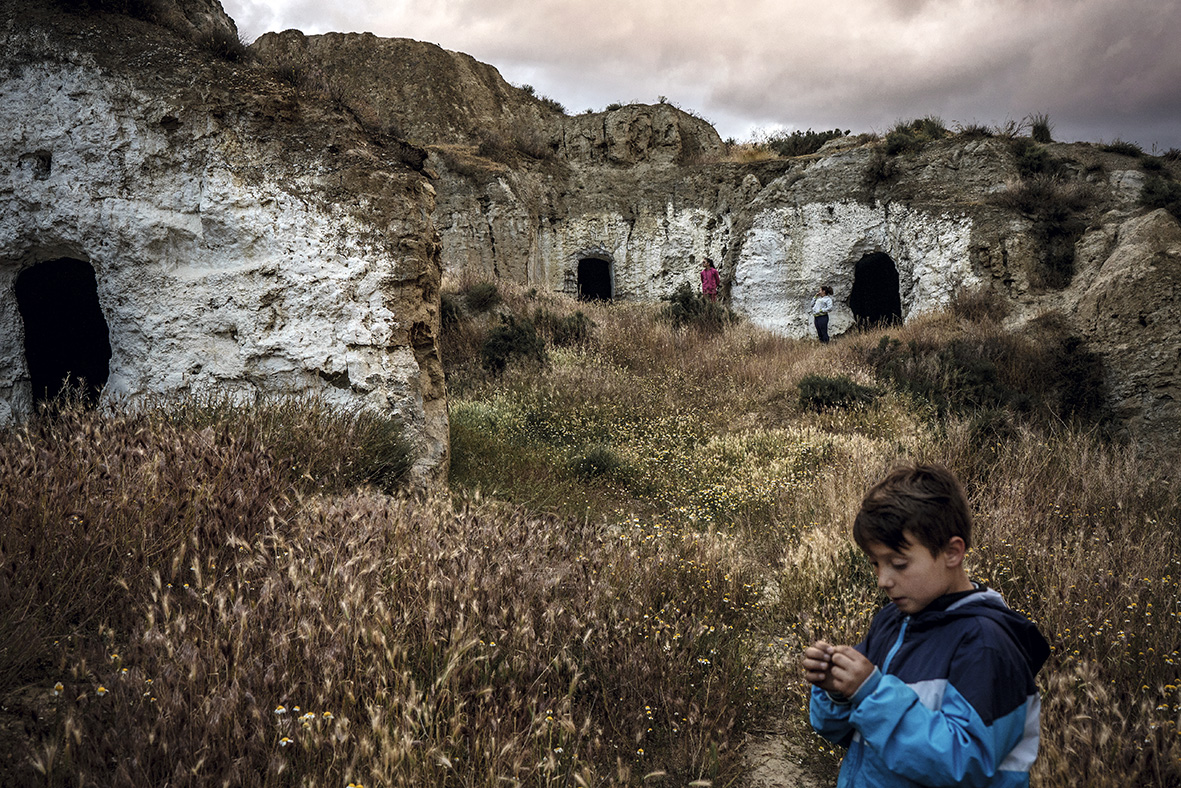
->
[812,285,834,343]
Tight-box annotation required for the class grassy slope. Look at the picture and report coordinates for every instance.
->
[1,279,1178,787]
[444,278,1181,787]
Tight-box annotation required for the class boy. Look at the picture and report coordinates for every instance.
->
[803,464,1049,787]
[812,285,834,343]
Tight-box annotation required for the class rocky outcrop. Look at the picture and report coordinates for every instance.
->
[251,30,554,150]
[1077,209,1181,445]
[271,24,1179,446]
[556,104,724,166]
[0,1,448,484]
[251,31,726,169]
[6,4,1178,457]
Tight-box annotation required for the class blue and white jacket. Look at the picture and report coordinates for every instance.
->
[810,585,1050,788]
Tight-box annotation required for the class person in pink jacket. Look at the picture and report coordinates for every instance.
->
[700,259,721,302]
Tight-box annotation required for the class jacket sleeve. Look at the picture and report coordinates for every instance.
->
[809,684,856,746]
[847,640,1030,787]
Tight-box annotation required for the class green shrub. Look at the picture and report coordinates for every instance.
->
[1101,139,1144,157]
[1141,175,1181,220]
[534,308,594,346]
[862,149,898,188]
[440,291,463,328]
[864,323,1105,425]
[912,115,948,139]
[956,123,996,139]
[797,374,877,412]
[1140,157,1165,173]
[197,29,252,63]
[1162,148,1181,162]
[1009,137,1064,178]
[884,127,921,156]
[537,95,566,115]
[270,62,309,88]
[659,283,735,333]
[1029,113,1054,143]
[568,443,627,479]
[464,281,502,313]
[991,175,1091,288]
[992,174,1091,220]
[763,128,849,157]
[867,336,1016,416]
[883,116,947,156]
[1050,334,1107,422]
[481,314,547,373]
[605,102,624,111]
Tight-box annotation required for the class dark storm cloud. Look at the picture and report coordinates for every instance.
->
[222,0,1181,148]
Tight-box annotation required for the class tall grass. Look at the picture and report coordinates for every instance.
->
[444,278,1180,786]
[29,495,760,786]
[0,396,411,691]
[6,279,1179,786]
[2,393,759,786]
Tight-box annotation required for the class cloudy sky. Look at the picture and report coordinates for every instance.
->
[222,0,1181,150]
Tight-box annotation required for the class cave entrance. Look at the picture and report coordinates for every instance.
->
[849,252,903,328]
[15,258,112,405]
[577,258,612,301]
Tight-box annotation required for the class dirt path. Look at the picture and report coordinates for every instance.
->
[739,725,828,788]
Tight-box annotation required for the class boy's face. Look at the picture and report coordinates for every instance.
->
[863,531,969,615]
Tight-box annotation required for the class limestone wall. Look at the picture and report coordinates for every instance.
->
[0,5,448,484]
[731,199,979,337]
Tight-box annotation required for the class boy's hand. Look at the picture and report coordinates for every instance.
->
[803,640,838,691]
[803,641,876,698]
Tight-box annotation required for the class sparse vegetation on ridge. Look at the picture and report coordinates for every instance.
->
[1142,175,1181,221]
[1029,112,1054,143]
[1101,139,1145,158]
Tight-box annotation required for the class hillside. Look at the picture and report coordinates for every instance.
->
[249,29,1181,454]
[4,282,1178,785]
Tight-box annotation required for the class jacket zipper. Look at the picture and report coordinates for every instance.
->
[882,616,910,673]
[844,616,909,785]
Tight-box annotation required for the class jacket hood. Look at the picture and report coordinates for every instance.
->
[915,586,1050,675]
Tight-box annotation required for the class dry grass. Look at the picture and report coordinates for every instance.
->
[5,278,1179,786]
[28,494,760,787]
[2,392,760,786]
[444,278,1180,785]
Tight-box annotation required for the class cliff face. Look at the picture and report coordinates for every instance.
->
[5,5,1178,456]
[251,29,1181,448]
[0,1,449,484]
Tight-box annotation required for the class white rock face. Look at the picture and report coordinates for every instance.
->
[731,199,980,338]
[0,41,448,483]
[1076,209,1181,444]
[535,205,731,301]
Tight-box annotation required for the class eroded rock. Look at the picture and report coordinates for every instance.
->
[0,2,448,485]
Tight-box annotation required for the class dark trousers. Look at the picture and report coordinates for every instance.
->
[814,314,830,343]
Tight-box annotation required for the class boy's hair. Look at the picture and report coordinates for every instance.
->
[853,463,972,555]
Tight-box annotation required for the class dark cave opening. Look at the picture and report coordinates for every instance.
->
[849,252,903,328]
[577,258,612,301]
[15,258,112,405]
